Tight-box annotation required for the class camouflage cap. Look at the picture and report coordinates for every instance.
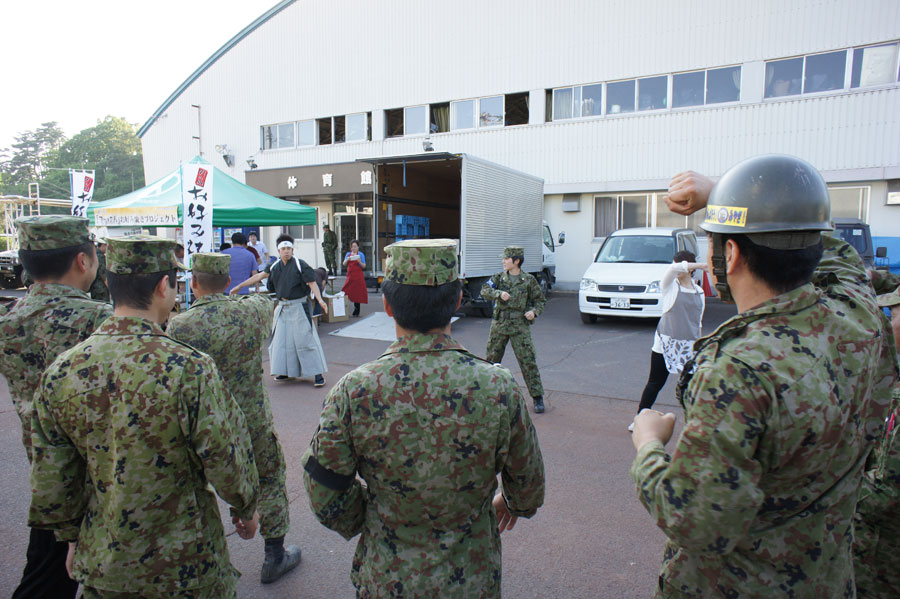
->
[878,286,900,308]
[190,252,231,275]
[384,239,458,286]
[106,235,187,275]
[15,215,92,251]
[501,246,524,259]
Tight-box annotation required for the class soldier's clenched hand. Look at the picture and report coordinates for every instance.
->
[493,493,518,533]
[665,171,715,216]
[234,511,260,539]
[631,409,676,451]
[524,310,535,321]
[500,291,511,302]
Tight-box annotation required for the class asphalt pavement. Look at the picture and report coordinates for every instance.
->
[0,289,737,598]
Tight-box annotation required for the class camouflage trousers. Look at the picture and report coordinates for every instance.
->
[853,513,900,598]
[252,427,290,539]
[324,248,338,273]
[485,321,544,399]
[81,565,238,599]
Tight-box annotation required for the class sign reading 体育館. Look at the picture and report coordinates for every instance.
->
[94,205,180,227]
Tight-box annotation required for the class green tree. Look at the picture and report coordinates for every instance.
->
[0,122,66,196]
[44,116,145,201]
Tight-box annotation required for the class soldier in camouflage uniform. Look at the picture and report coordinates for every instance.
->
[630,156,898,598]
[481,246,547,413]
[854,270,900,598]
[88,237,110,302]
[303,239,545,599]
[322,224,338,275]
[28,235,260,599]
[167,252,301,584]
[0,215,111,599]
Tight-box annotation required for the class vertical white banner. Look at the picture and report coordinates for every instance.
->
[181,163,214,266]
[70,170,95,217]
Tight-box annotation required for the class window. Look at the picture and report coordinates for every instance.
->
[386,109,403,138]
[451,99,475,130]
[621,194,648,227]
[297,120,315,146]
[505,92,529,125]
[479,96,503,127]
[638,76,667,110]
[828,186,869,221]
[430,102,450,132]
[581,84,603,117]
[317,118,331,145]
[553,87,576,120]
[287,206,318,239]
[852,42,900,88]
[654,193,687,228]
[333,115,346,144]
[594,196,616,237]
[765,57,803,98]
[706,66,741,103]
[673,71,705,108]
[606,80,635,114]
[345,113,367,142]
[404,106,427,135]
[804,50,846,93]
[260,122,295,150]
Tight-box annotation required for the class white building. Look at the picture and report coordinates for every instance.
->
[139,0,900,288]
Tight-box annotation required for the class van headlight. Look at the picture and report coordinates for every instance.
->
[647,280,660,293]
[580,278,596,291]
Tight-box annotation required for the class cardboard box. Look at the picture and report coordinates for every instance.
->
[322,295,349,323]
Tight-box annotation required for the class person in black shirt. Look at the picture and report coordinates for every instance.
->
[231,234,329,387]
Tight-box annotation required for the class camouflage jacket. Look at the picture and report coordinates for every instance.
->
[88,250,110,302]
[322,229,338,251]
[167,292,275,431]
[29,316,259,593]
[481,271,545,332]
[853,269,900,597]
[631,236,898,598]
[0,282,111,461]
[302,332,545,598]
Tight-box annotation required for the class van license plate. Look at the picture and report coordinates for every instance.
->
[611,298,630,309]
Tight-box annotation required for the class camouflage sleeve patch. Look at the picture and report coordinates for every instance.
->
[631,356,767,553]
[28,376,88,541]
[498,374,545,517]
[302,377,367,540]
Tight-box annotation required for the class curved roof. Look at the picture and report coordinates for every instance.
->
[137,0,296,138]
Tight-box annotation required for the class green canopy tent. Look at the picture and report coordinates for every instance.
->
[87,155,315,227]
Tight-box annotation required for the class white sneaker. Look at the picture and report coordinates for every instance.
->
[627,421,635,433]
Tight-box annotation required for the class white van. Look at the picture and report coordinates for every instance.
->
[579,227,700,322]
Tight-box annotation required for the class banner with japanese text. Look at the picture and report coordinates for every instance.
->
[181,163,213,265]
[70,170,95,217]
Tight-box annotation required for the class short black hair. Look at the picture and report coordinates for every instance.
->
[248,231,258,238]
[673,250,696,263]
[19,242,95,281]
[276,233,293,245]
[382,279,462,333]
[107,269,177,309]
[722,233,823,295]
[511,256,524,268]
[231,232,247,245]
[350,239,360,247]
[193,272,229,293]
[220,242,232,251]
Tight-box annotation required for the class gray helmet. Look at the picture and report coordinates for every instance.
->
[700,154,832,250]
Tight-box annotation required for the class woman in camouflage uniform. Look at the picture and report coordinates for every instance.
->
[481,246,546,413]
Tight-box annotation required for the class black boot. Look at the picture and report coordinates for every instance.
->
[533,397,545,414]
[261,538,302,584]
[352,303,361,316]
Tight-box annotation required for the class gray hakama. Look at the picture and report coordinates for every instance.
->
[269,298,327,378]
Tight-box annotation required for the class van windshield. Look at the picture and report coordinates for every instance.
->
[594,235,673,263]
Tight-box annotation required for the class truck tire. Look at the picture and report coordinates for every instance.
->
[538,271,550,297]
[580,312,597,324]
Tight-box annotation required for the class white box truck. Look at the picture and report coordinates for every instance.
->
[358,153,560,312]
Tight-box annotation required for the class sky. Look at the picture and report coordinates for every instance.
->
[2,0,279,151]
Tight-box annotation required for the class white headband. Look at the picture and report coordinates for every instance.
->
[277,241,294,249]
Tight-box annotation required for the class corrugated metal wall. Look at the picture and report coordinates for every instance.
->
[142,0,900,185]
[461,156,544,278]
